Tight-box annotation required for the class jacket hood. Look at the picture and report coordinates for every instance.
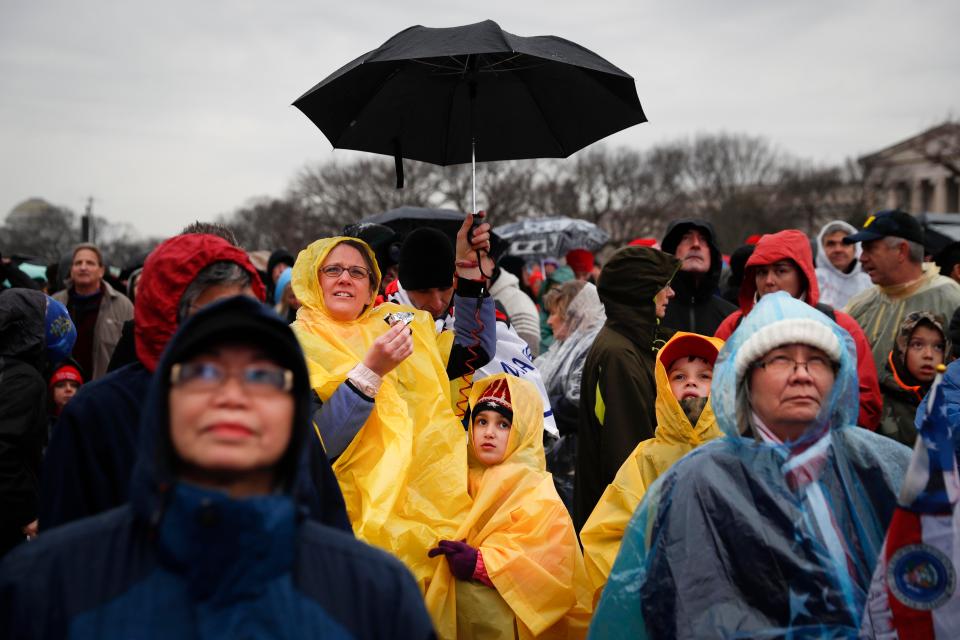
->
[654,332,725,446]
[739,230,818,313]
[661,219,724,298]
[713,291,859,442]
[0,289,46,366]
[129,296,346,527]
[815,220,863,276]
[291,236,381,324]
[135,234,265,373]
[887,311,950,391]
[467,374,546,477]
[598,246,680,331]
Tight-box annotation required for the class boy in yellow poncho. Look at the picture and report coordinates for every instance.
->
[425,374,592,639]
[579,332,724,606]
[289,234,476,598]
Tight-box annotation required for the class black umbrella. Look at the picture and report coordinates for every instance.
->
[360,206,506,257]
[294,19,645,212]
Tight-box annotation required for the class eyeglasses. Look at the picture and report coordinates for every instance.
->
[170,362,293,394]
[754,354,835,376]
[320,264,371,280]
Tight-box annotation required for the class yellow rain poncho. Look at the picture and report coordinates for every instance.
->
[425,374,592,640]
[579,332,724,605]
[290,237,471,594]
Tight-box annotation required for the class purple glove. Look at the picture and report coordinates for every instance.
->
[427,539,478,581]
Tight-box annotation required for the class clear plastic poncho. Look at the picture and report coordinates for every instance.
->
[590,292,911,639]
[534,283,606,407]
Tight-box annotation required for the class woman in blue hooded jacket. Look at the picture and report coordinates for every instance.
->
[0,296,434,639]
[591,292,912,639]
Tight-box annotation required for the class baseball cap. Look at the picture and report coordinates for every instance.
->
[844,209,924,245]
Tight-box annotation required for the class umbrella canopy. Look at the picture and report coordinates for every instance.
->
[360,206,506,257]
[494,217,609,258]
[294,19,645,179]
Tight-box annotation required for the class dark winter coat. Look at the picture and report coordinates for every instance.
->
[1,297,433,640]
[0,290,48,555]
[573,247,680,530]
[40,234,269,530]
[660,219,737,335]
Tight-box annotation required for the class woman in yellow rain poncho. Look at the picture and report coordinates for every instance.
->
[289,218,491,599]
[425,374,592,639]
[579,332,724,605]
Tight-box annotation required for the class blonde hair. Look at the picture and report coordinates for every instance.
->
[543,279,587,319]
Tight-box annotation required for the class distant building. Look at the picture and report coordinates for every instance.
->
[860,122,960,214]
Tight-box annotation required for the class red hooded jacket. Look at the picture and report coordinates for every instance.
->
[135,234,265,372]
[715,229,882,430]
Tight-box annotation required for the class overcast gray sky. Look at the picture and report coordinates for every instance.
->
[2,0,957,238]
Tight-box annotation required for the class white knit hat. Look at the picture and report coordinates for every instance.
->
[734,318,842,379]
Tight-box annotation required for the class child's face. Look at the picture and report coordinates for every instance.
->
[472,409,511,466]
[53,380,80,409]
[905,325,945,384]
[667,357,713,402]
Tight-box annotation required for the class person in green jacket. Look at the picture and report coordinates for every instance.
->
[572,245,680,530]
[878,311,950,445]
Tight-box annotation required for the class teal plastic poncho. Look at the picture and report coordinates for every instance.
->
[590,292,911,639]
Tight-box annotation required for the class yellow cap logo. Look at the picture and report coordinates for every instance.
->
[864,215,876,228]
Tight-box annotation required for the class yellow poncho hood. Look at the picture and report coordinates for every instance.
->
[426,374,592,639]
[290,236,471,593]
[579,331,725,606]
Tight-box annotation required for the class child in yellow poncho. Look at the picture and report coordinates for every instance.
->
[425,374,592,639]
[579,332,724,606]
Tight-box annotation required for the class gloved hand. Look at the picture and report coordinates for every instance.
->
[428,539,478,581]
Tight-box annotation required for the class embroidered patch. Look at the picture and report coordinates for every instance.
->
[864,215,876,228]
[887,543,956,610]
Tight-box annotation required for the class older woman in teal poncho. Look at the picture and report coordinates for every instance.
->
[590,292,912,639]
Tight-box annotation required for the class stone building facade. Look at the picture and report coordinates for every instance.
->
[860,122,960,214]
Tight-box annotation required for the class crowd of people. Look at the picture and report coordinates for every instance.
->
[2,207,960,638]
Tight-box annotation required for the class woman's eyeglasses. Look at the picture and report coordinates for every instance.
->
[320,264,370,280]
[754,354,836,376]
[170,362,293,394]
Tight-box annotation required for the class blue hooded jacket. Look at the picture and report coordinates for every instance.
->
[0,296,434,639]
[590,292,911,639]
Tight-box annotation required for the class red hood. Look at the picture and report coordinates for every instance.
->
[134,234,265,372]
[739,229,818,313]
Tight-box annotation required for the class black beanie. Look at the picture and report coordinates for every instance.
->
[398,228,455,290]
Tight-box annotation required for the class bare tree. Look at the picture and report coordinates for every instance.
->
[1,200,78,262]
